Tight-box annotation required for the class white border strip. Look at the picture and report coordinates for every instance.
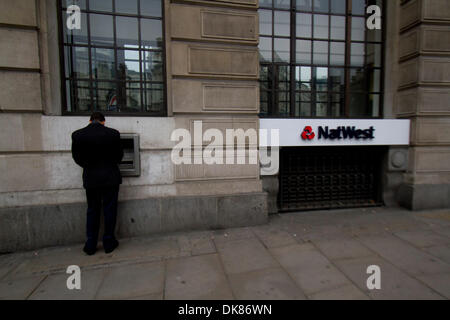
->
[260,119,410,147]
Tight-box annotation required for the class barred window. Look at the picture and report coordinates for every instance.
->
[259,0,384,118]
[59,0,166,115]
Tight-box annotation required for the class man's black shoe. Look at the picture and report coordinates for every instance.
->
[83,245,97,256]
[104,239,119,254]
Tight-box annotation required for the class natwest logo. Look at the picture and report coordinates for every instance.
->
[301,126,315,140]
[301,126,376,141]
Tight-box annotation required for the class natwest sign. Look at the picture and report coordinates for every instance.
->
[260,119,410,147]
[301,125,375,141]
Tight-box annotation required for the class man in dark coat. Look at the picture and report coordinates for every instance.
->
[72,112,124,255]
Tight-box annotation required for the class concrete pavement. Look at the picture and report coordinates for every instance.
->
[0,207,449,300]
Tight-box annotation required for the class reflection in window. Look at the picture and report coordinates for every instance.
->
[296,40,311,64]
[313,15,328,39]
[61,0,165,115]
[90,14,114,46]
[274,11,290,36]
[351,17,366,41]
[331,0,346,14]
[274,0,291,9]
[296,0,312,12]
[117,49,140,81]
[92,48,115,80]
[258,0,384,118]
[350,93,373,117]
[350,43,365,67]
[274,38,290,62]
[63,0,86,10]
[259,37,272,62]
[352,0,366,15]
[313,41,328,65]
[116,17,139,47]
[65,46,89,79]
[330,42,345,66]
[314,0,329,13]
[259,10,272,36]
[296,13,312,38]
[63,11,88,44]
[141,0,161,16]
[66,80,90,111]
[142,51,164,82]
[366,43,382,67]
[259,0,273,8]
[89,0,111,12]
[142,19,163,48]
[331,16,346,40]
[116,0,138,14]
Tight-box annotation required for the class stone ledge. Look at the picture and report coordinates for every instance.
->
[0,0,37,27]
[0,27,39,69]
[400,0,450,33]
[0,193,268,253]
[398,183,450,210]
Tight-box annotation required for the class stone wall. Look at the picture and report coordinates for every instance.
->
[396,0,450,210]
[0,0,267,252]
[0,115,177,208]
[168,0,262,194]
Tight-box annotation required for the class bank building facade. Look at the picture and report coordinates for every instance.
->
[0,0,449,252]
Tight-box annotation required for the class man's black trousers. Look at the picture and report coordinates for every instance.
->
[85,186,119,248]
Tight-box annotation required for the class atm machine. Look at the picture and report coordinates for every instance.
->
[119,134,140,177]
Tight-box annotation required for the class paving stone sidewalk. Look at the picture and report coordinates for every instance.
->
[1,207,449,300]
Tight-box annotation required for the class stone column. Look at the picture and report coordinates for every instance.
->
[168,0,262,191]
[166,0,267,224]
[397,0,450,210]
[0,0,42,113]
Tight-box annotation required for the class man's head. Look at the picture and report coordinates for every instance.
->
[90,112,105,125]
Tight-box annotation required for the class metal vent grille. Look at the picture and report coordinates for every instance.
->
[279,147,384,212]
